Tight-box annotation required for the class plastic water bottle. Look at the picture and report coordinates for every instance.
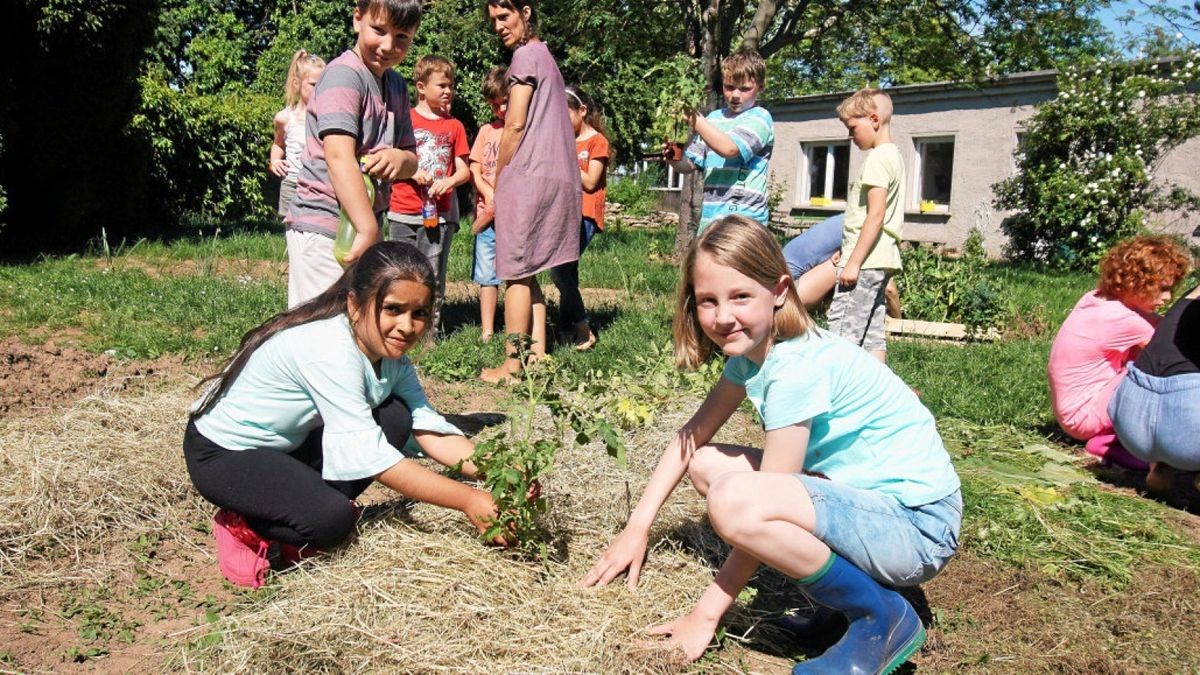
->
[333,164,375,266]
[421,187,438,229]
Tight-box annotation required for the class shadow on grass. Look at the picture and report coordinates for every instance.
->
[437,297,629,352]
[443,411,507,437]
[1088,463,1200,515]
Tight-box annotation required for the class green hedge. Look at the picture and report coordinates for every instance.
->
[132,76,277,226]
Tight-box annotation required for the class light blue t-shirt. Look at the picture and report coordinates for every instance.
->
[722,331,960,506]
[194,315,463,481]
[685,105,774,232]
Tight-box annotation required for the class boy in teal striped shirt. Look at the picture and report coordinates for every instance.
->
[668,48,774,233]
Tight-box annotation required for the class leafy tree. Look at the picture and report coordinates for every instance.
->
[993,53,1200,269]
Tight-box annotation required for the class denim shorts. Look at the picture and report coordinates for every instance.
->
[797,475,962,587]
[1109,364,1200,471]
[473,226,499,286]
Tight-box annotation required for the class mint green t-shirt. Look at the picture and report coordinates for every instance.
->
[194,315,463,481]
[841,143,905,271]
[722,331,959,506]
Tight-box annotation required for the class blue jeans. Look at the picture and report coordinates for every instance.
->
[473,226,499,286]
[783,214,843,278]
[797,475,962,587]
[1109,364,1200,470]
[550,217,599,329]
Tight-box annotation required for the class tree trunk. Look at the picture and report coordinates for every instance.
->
[672,172,702,260]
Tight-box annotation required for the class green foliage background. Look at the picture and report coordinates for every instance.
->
[1,0,1193,253]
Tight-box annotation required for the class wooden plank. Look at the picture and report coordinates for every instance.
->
[885,317,1000,341]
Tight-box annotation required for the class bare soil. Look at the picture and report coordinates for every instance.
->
[0,337,191,416]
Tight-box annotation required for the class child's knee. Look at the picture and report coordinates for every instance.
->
[373,397,414,450]
[686,445,724,496]
[302,497,358,549]
[706,473,755,541]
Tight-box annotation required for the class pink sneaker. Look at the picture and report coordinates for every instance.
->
[1084,434,1150,471]
[212,509,270,589]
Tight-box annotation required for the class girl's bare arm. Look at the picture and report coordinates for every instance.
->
[580,376,745,589]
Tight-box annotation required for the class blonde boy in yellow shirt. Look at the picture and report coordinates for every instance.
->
[829,89,905,362]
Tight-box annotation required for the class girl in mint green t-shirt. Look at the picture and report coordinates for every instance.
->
[185,242,507,589]
[581,215,961,674]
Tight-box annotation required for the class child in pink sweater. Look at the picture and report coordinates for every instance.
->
[1047,235,1192,468]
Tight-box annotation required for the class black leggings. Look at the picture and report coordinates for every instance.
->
[183,397,414,549]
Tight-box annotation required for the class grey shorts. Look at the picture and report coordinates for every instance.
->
[827,268,890,351]
[278,179,297,218]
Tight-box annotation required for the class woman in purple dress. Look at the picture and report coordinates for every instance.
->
[480,0,581,384]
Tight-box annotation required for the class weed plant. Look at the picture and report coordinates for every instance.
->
[605,167,663,218]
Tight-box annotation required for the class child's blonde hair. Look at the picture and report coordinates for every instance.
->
[836,88,893,123]
[721,47,766,88]
[414,54,455,85]
[284,49,326,108]
[674,215,813,369]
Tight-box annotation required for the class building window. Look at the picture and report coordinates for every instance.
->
[635,158,684,191]
[799,142,850,206]
[913,137,954,212]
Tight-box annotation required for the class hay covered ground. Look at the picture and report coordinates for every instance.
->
[2,227,1200,672]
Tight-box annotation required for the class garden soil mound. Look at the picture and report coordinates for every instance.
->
[0,337,186,415]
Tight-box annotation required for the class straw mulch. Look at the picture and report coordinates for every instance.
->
[1,380,806,672]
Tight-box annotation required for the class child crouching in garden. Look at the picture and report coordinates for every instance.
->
[581,215,961,672]
[1047,234,1192,470]
[185,241,504,589]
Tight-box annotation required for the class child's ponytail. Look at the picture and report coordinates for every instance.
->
[284,49,326,109]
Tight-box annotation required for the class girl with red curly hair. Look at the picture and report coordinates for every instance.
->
[1048,235,1193,469]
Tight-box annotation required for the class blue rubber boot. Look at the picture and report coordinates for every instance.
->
[791,553,925,675]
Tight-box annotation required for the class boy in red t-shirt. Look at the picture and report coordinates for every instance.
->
[387,55,471,336]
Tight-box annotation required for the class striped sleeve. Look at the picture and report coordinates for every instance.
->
[311,62,367,140]
[728,108,774,165]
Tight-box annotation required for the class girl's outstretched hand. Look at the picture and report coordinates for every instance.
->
[464,489,510,546]
[579,526,648,589]
[641,611,717,663]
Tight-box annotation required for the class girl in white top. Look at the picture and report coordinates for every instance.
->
[185,241,504,589]
[270,49,325,217]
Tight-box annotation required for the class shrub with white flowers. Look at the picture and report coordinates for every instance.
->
[993,53,1200,269]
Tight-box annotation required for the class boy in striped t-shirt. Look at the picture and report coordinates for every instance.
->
[284,0,421,308]
[668,48,774,234]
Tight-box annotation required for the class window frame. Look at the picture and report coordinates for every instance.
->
[797,140,851,207]
[911,135,956,213]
